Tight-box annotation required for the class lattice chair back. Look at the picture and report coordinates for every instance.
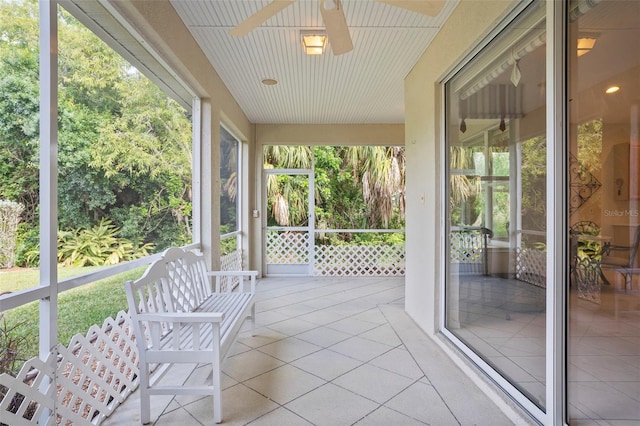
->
[125,258,175,351]
[569,221,601,286]
[569,220,600,236]
[574,256,602,303]
[600,225,640,288]
[162,247,212,311]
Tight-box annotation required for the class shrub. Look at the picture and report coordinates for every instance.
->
[0,200,24,268]
[55,219,154,267]
[15,223,39,267]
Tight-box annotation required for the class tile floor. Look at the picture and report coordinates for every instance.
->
[105,276,530,425]
[450,274,640,423]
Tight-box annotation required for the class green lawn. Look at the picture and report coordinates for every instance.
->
[1,266,145,374]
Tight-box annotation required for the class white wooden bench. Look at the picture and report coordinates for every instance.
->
[124,247,257,424]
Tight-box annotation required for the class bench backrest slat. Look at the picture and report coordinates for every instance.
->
[125,259,175,350]
[163,247,212,311]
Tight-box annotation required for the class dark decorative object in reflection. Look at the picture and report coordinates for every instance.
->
[569,153,602,214]
[574,256,601,304]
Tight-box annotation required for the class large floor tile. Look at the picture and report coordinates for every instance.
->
[329,335,395,362]
[291,348,363,381]
[223,349,285,382]
[333,363,415,404]
[285,383,379,426]
[247,407,314,425]
[184,384,279,425]
[384,381,458,425]
[244,364,326,404]
[267,317,319,336]
[368,347,424,380]
[295,325,352,347]
[257,336,322,362]
[355,406,426,425]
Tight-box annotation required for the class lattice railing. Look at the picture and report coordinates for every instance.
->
[450,227,491,275]
[266,231,310,264]
[0,311,138,425]
[515,247,546,288]
[219,249,244,291]
[220,249,243,271]
[313,244,405,276]
[0,245,241,425]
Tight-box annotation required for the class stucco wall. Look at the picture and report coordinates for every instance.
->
[256,124,404,146]
[404,0,516,334]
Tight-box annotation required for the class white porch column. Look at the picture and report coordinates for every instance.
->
[38,1,58,421]
[198,99,221,269]
[39,0,58,359]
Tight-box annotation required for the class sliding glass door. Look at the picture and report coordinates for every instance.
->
[444,0,548,413]
[443,0,639,422]
[567,0,640,422]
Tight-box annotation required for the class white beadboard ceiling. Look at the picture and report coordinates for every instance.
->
[169,0,458,124]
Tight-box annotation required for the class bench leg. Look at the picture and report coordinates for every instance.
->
[212,358,222,423]
[140,367,151,424]
[251,303,256,337]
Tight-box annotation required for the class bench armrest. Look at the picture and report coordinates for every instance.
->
[135,312,226,352]
[207,270,258,293]
[137,312,224,323]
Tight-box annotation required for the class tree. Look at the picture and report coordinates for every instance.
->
[0,0,193,264]
[263,145,405,231]
[344,146,405,228]
[0,0,40,225]
[89,75,192,247]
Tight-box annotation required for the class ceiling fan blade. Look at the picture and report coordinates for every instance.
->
[377,0,445,17]
[229,0,295,37]
[319,0,353,56]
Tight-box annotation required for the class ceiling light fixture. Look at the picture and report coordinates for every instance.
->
[605,85,620,94]
[577,36,597,57]
[301,30,327,55]
[261,78,278,86]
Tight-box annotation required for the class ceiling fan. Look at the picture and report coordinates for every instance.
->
[228,0,446,56]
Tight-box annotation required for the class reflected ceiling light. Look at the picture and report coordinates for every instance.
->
[605,85,620,94]
[301,30,327,55]
[577,36,597,56]
[261,78,278,86]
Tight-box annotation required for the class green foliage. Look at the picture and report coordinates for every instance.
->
[520,135,547,233]
[55,219,154,267]
[0,0,193,263]
[577,118,603,175]
[264,145,406,233]
[220,229,238,256]
[220,129,239,233]
[14,222,39,267]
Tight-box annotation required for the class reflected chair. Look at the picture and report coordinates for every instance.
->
[599,225,640,290]
[569,221,600,288]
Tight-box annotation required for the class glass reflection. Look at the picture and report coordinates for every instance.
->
[445,1,547,408]
[568,0,640,423]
